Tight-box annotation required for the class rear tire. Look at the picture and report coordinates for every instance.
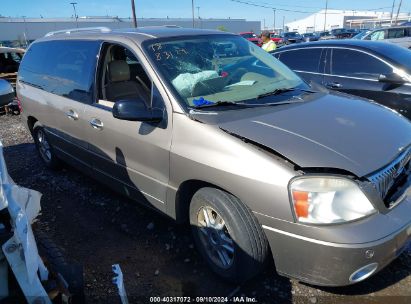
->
[189,187,268,283]
[32,122,61,169]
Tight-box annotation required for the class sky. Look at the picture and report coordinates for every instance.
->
[1,0,410,25]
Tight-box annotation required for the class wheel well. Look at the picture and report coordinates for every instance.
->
[175,180,222,224]
[27,116,38,135]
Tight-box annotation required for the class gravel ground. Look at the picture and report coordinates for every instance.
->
[1,113,410,304]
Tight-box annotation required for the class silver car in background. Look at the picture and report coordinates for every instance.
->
[354,26,411,49]
[17,27,411,287]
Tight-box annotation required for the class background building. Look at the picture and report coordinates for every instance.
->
[285,9,411,33]
[0,16,260,47]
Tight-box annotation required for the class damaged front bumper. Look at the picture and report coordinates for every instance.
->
[258,186,411,286]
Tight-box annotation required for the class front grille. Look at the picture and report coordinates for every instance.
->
[367,147,411,202]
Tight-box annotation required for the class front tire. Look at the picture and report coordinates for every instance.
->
[189,187,268,283]
[33,122,61,169]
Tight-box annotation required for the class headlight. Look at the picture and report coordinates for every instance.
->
[289,176,376,224]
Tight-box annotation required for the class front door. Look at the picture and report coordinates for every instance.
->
[83,41,172,212]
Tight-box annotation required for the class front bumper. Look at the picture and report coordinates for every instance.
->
[260,188,411,286]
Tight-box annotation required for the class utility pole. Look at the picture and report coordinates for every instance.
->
[395,0,403,25]
[273,9,276,32]
[131,0,137,28]
[323,0,328,32]
[70,2,78,28]
[22,16,28,47]
[192,0,195,28]
[390,0,396,25]
[196,6,201,28]
[282,16,285,33]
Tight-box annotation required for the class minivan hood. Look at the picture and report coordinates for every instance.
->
[192,93,411,177]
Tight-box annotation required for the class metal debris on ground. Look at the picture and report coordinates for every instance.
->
[112,264,129,304]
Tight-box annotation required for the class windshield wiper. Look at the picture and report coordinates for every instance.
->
[257,87,315,99]
[257,88,296,99]
[191,101,250,109]
[258,99,307,107]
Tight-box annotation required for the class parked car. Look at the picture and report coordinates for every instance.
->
[0,79,20,115]
[0,79,14,107]
[282,31,303,44]
[331,28,353,39]
[0,47,24,73]
[270,33,284,44]
[319,28,355,40]
[0,47,25,87]
[239,31,260,45]
[315,30,332,40]
[352,29,372,40]
[18,27,411,287]
[354,26,411,49]
[302,32,319,42]
[272,40,411,119]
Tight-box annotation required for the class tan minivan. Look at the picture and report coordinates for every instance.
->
[17,27,411,286]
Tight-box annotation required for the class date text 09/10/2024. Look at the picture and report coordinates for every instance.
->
[149,297,258,303]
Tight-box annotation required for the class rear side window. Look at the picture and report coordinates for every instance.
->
[277,48,322,73]
[19,40,101,104]
[331,49,392,79]
[387,28,405,39]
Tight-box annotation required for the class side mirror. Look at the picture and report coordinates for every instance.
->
[112,99,163,122]
[378,73,406,85]
[0,79,15,107]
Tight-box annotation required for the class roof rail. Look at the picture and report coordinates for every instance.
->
[45,27,111,37]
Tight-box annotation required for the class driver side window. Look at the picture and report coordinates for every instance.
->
[96,43,152,108]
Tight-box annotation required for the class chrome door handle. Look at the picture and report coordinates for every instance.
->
[65,110,79,120]
[89,118,104,130]
[325,82,343,89]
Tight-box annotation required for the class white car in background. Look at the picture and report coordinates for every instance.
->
[353,26,411,49]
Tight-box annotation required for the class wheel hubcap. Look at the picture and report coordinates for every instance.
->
[197,206,234,269]
[37,129,52,161]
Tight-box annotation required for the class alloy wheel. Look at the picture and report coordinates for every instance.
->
[37,129,52,162]
[196,206,235,269]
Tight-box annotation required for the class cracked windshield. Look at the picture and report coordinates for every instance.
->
[145,35,302,108]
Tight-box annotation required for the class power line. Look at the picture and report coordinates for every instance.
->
[229,0,394,14]
[254,0,392,11]
[229,0,317,14]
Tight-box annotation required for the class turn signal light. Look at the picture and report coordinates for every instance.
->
[292,191,309,218]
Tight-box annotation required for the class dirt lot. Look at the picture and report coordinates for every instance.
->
[1,114,410,304]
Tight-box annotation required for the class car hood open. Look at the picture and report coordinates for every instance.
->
[192,93,411,177]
